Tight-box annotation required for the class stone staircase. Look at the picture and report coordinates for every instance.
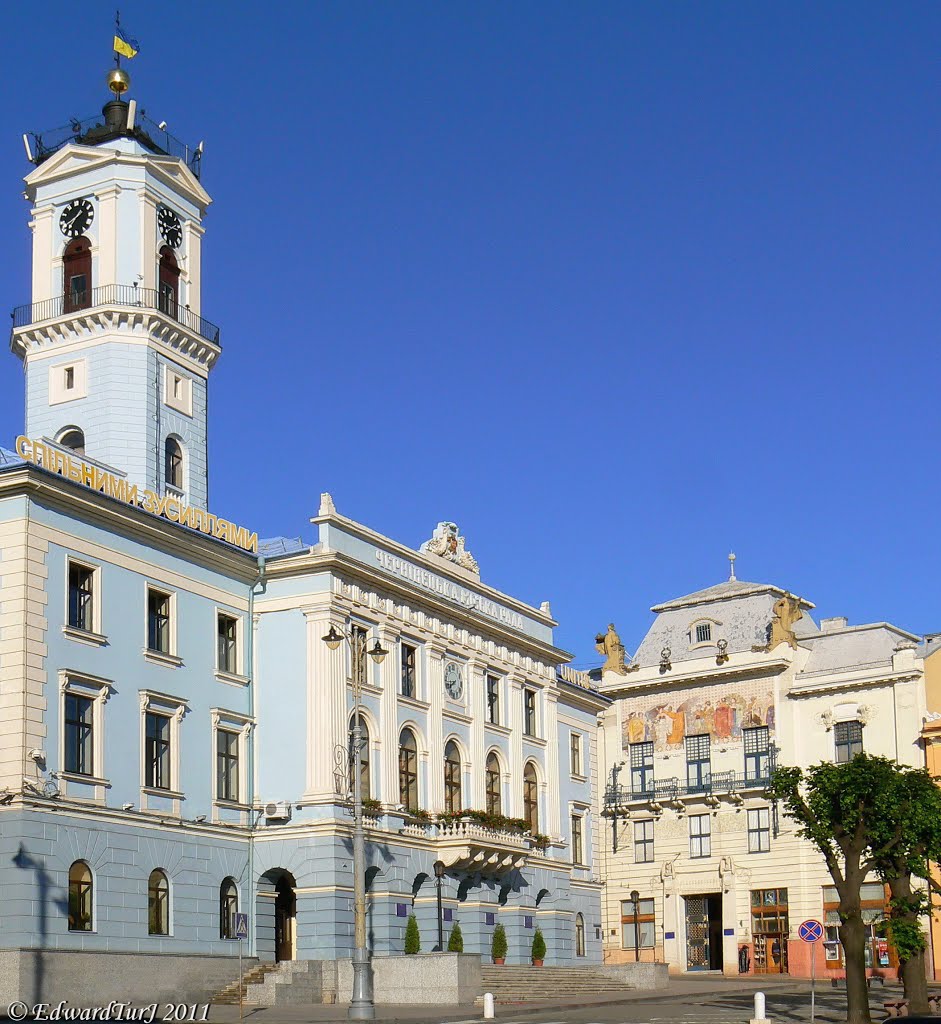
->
[477,964,635,1002]
[212,961,324,1006]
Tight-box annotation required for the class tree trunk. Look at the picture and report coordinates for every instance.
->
[839,909,872,1024]
[888,874,929,1013]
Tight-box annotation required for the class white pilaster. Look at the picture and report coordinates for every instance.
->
[426,641,446,810]
[468,659,486,807]
[508,675,524,817]
[303,606,347,802]
[545,688,561,836]
[379,623,400,806]
[95,184,121,288]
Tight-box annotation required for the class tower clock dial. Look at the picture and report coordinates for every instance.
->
[59,198,94,238]
[444,662,464,700]
[158,206,183,248]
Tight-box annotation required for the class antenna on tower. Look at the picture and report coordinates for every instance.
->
[728,552,737,582]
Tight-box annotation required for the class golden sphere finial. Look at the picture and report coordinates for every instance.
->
[106,68,131,98]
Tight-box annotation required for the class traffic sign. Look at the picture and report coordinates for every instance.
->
[234,912,248,940]
[799,919,823,943]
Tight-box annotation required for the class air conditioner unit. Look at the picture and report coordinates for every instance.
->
[264,801,292,822]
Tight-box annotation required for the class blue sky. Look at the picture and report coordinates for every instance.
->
[0,2,938,667]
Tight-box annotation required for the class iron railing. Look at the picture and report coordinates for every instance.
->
[27,112,202,179]
[11,284,220,345]
[604,770,773,808]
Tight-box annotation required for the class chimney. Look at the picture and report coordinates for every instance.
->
[821,616,848,632]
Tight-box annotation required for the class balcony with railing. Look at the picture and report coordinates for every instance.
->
[11,284,220,346]
[603,768,773,812]
[397,812,540,873]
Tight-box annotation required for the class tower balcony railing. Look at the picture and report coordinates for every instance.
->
[603,769,773,811]
[11,284,221,345]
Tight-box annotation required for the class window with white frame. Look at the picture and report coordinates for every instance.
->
[570,732,583,776]
[523,687,538,737]
[634,819,655,863]
[744,726,771,780]
[486,674,500,724]
[140,691,187,795]
[689,813,711,858]
[213,710,252,805]
[60,673,111,781]
[571,813,584,864]
[50,359,87,405]
[834,720,864,763]
[163,365,193,417]
[748,807,771,853]
[67,561,97,634]
[400,642,417,698]
[146,586,174,656]
[217,612,239,674]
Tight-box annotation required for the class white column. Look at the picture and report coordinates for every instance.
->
[139,192,158,291]
[468,659,486,807]
[378,624,399,806]
[508,675,524,817]
[95,184,121,288]
[303,606,347,802]
[544,689,561,837]
[426,641,446,810]
[184,222,204,313]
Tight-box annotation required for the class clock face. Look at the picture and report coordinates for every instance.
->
[444,662,464,700]
[60,198,94,238]
[158,206,183,248]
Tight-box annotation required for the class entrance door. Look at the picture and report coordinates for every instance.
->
[274,877,296,962]
[754,933,788,973]
[685,894,723,971]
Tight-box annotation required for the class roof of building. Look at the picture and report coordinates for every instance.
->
[651,578,815,613]
[796,622,919,676]
[0,445,23,467]
[258,536,308,557]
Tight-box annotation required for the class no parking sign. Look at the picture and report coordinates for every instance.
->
[799,918,823,1024]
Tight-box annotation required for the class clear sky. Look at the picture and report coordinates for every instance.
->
[0,2,938,667]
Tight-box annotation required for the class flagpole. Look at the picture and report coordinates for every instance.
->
[114,9,121,69]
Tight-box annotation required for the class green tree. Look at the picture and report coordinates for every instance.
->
[491,923,508,962]
[862,760,941,1013]
[447,922,464,952]
[771,756,909,1024]
[404,913,421,954]
[531,927,547,962]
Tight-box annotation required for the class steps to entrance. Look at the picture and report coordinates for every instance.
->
[477,965,635,1002]
[213,964,279,1005]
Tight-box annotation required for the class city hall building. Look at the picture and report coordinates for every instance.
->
[595,568,928,979]
[0,71,604,1006]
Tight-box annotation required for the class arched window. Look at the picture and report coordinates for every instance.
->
[158,245,180,318]
[444,740,462,814]
[523,762,539,833]
[220,878,238,939]
[165,437,183,490]
[575,913,586,957]
[485,752,502,815]
[63,237,92,313]
[58,428,85,456]
[68,860,93,932]
[349,713,370,800]
[148,869,169,935]
[398,728,418,812]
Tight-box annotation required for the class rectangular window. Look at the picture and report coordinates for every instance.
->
[686,733,711,792]
[216,729,240,802]
[145,712,172,790]
[351,624,368,688]
[486,675,500,725]
[64,366,75,390]
[744,726,770,781]
[485,912,496,926]
[620,898,656,950]
[834,720,863,763]
[217,613,238,674]
[634,819,654,863]
[64,693,94,776]
[748,807,771,853]
[689,813,711,858]
[400,643,416,698]
[571,813,584,865]
[630,741,654,797]
[68,563,95,633]
[147,588,172,654]
[523,688,537,737]
[570,732,582,776]
[69,273,88,306]
[695,622,712,643]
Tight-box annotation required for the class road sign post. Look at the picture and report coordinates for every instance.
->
[799,919,824,1024]
[234,913,249,1021]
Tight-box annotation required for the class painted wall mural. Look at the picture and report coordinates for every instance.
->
[621,682,776,751]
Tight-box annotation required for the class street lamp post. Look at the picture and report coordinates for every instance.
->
[631,889,640,963]
[322,624,388,1022]
[433,860,446,951]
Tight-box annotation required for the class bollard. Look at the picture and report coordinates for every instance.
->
[749,990,769,1024]
[483,992,495,1020]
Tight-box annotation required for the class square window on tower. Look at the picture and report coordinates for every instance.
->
[49,360,87,405]
[163,365,193,417]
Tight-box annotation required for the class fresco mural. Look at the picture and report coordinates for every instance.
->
[621,683,775,751]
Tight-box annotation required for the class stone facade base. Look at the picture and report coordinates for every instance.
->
[595,962,669,989]
[330,953,482,1005]
[0,949,248,1010]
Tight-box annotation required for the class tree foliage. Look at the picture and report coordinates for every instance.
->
[447,922,464,952]
[491,923,508,961]
[404,913,421,954]
[531,927,547,961]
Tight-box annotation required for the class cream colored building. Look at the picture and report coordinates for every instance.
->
[595,571,926,979]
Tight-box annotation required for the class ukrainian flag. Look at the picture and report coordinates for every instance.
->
[113,29,140,59]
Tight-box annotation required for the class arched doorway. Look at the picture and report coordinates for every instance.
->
[63,237,91,313]
[274,876,296,962]
[158,245,180,318]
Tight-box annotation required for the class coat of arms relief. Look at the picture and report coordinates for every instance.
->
[420,521,480,574]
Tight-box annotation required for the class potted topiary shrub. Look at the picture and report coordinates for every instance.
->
[531,927,546,967]
[491,923,508,965]
[447,922,464,952]
[404,913,421,954]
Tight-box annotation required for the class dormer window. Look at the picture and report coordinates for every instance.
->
[695,623,712,644]
[688,618,719,648]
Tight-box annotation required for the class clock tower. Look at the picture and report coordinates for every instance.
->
[12,67,219,509]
